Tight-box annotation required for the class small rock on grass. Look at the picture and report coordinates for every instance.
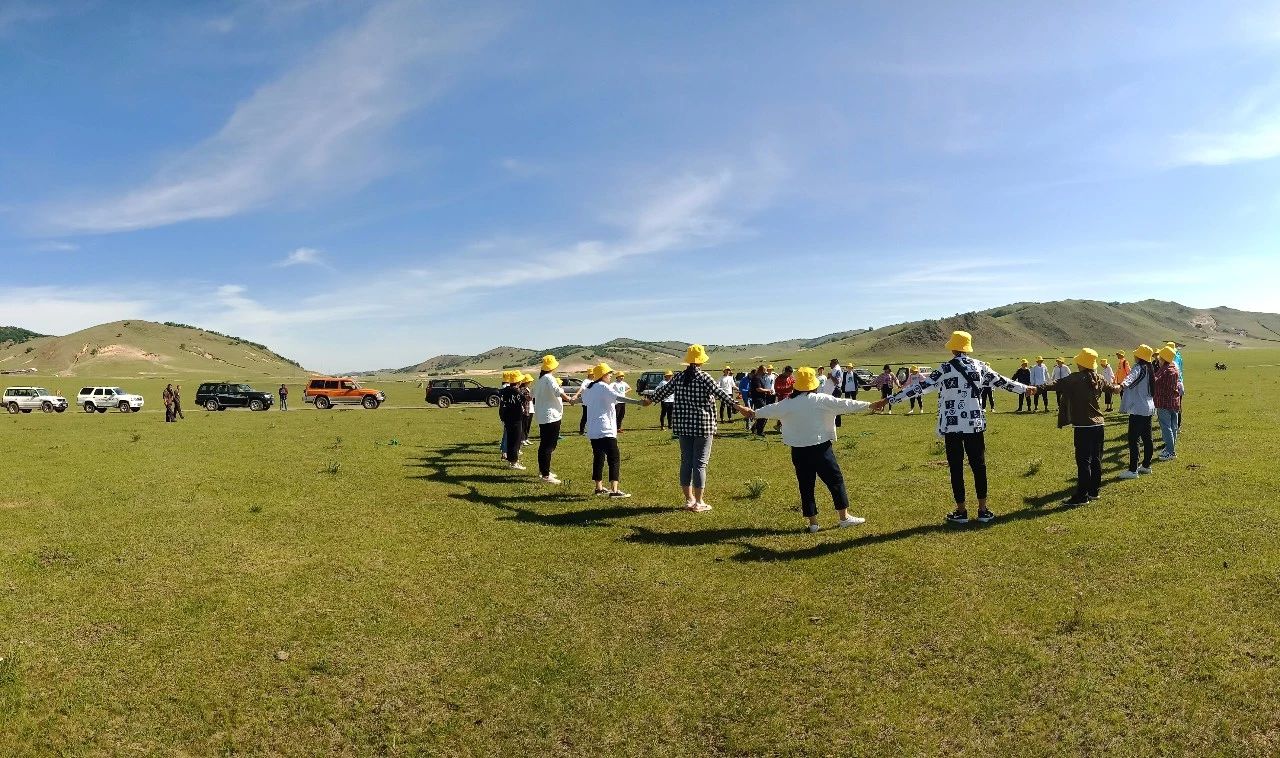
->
[274,650,290,661]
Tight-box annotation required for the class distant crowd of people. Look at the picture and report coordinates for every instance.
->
[492,332,1186,531]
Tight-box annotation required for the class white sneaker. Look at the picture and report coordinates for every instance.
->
[542,475,562,484]
[807,523,822,533]
[1158,453,1175,461]
[509,462,526,470]
[1137,466,1152,474]
[837,516,865,528]
[691,502,712,513]
[1118,470,1140,480]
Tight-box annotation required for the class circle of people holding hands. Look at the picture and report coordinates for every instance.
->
[492,331,1184,532]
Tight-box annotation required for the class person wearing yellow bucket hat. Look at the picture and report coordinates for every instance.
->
[611,371,632,432]
[497,371,528,469]
[1116,345,1157,479]
[902,366,928,415]
[533,355,577,484]
[655,370,676,431]
[518,374,536,449]
[745,367,871,532]
[643,345,751,511]
[581,363,644,498]
[1153,345,1184,461]
[1012,360,1033,412]
[1029,357,1051,411]
[871,330,1034,525]
[1098,358,1116,412]
[1033,348,1122,505]
[718,366,737,422]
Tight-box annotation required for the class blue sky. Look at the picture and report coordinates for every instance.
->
[2,0,1280,371]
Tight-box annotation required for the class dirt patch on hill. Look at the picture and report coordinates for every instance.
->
[94,344,163,361]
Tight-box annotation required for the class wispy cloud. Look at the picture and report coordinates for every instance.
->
[275,247,324,268]
[46,1,502,234]
[34,240,79,253]
[1170,123,1280,167]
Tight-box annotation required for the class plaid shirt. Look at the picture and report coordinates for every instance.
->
[1153,362,1183,411]
[649,368,737,437]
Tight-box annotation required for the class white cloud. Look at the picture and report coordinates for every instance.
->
[276,247,323,267]
[34,240,79,253]
[0,288,152,334]
[1170,125,1280,167]
[47,1,502,233]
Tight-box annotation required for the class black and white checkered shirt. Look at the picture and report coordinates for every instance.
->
[649,368,737,437]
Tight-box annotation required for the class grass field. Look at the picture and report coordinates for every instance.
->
[2,350,1278,755]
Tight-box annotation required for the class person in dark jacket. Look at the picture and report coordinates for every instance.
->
[172,384,185,420]
[497,371,527,469]
[1035,348,1122,505]
[1012,359,1033,412]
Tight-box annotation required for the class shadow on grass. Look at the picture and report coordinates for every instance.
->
[449,485,668,527]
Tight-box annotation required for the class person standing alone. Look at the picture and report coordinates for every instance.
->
[278,384,289,411]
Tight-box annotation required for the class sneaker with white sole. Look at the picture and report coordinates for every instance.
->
[945,509,969,524]
[541,475,562,485]
[1118,470,1140,480]
[609,491,631,499]
[837,516,866,527]
[691,502,712,513]
[1137,466,1152,474]
[976,509,996,523]
[807,523,822,533]
[509,462,526,470]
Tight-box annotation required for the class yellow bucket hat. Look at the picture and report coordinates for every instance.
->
[1036,356,1044,361]
[1020,358,1029,366]
[1134,344,1154,362]
[615,371,626,378]
[1115,350,1125,357]
[684,344,709,365]
[793,367,820,392]
[555,376,563,385]
[540,354,559,372]
[1074,348,1098,370]
[723,365,732,372]
[1100,358,1109,366]
[1158,345,1176,362]
[593,362,613,378]
[945,330,973,353]
[522,373,535,384]
[766,364,775,371]
[910,365,919,372]
[501,370,520,384]
[664,370,673,378]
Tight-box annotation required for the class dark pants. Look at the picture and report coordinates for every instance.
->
[944,432,987,505]
[1018,393,1031,412]
[752,395,774,435]
[981,387,994,410]
[1035,388,1052,410]
[910,397,923,411]
[521,414,532,442]
[538,421,561,477]
[1127,414,1153,471]
[790,441,848,517]
[719,398,734,421]
[1073,426,1104,499]
[173,401,183,420]
[279,396,288,411]
[579,406,587,434]
[164,405,174,422]
[502,417,523,462]
[615,403,627,431]
[660,402,674,429]
[1103,389,1113,409]
[590,437,620,482]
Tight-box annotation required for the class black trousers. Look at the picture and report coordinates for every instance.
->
[719,399,733,422]
[521,414,532,442]
[1103,389,1114,408]
[981,387,994,410]
[1127,414,1153,471]
[659,403,674,429]
[1073,425,1104,499]
[1035,388,1052,409]
[590,437,620,482]
[615,403,627,431]
[944,432,987,505]
[579,406,587,434]
[752,395,774,435]
[502,417,523,462]
[538,421,561,477]
[1018,393,1031,412]
[790,441,848,517]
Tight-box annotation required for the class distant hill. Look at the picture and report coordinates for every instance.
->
[0,320,307,377]
[377,299,1279,376]
[0,326,46,346]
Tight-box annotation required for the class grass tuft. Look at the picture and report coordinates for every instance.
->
[744,478,768,499]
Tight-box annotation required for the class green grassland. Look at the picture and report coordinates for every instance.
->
[2,349,1278,755]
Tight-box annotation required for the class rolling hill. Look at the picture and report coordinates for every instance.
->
[0,320,307,378]
[381,299,1280,376]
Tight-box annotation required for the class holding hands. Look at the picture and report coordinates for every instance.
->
[869,398,889,414]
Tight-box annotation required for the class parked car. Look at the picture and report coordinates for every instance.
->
[3,387,68,414]
[635,371,669,397]
[194,382,275,411]
[424,378,499,409]
[847,368,876,390]
[305,377,385,409]
[895,366,935,385]
[77,386,145,413]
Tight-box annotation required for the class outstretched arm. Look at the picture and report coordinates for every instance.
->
[886,369,943,406]
[815,393,872,414]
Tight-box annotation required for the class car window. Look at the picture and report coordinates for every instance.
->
[309,380,323,389]
[79,387,91,395]
[340,381,354,390]
[236,384,253,392]
[324,380,338,390]
[111,388,125,394]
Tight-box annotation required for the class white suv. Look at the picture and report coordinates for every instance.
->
[3,387,69,414]
[78,386,145,413]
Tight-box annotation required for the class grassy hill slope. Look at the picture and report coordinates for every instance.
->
[388,299,1278,376]
[0,320,306,378]
[0,326,46,346]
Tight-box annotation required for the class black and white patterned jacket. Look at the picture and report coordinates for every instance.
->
[887,355,1028,435]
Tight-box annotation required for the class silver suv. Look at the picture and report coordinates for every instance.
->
[77,386,145,413]
[3,387,69,414]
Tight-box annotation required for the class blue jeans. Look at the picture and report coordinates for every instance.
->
[678,435,713,488]
[1158,408,1178,457]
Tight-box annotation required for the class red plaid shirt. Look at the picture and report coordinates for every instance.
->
[1153,362,1182,411]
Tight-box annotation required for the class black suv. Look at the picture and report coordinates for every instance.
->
[195,382,275,411]
[425,378,500,408]
[635,371,670,397]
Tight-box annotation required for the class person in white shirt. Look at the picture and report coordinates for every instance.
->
[1099,358,1116,412]
[872,331,1033,525]
[761,366,777,396]
[817,366,834,395]
[1029,356,1051,411]
[582,363,643,497]
[828,359,844,397]
[1050,357,1071,413]
[655,370,675,430]
[533,355,575,484]
[612,372,632,432]
[902,366,926,414]
[718,366,737,421]
[746,367,870,533]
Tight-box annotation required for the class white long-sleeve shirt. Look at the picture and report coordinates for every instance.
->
[1051,363,1071,381]
[582,381,639,439]
[1029,363,1050,385]
[1100,365,1115,383]
[533,373,568,424]
[750,392,870,447]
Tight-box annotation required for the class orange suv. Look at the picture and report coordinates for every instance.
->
[304,377,386,409]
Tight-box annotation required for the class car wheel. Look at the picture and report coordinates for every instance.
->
[84,402,96,413]
[42,401,54,413]
[437,396,452,409]
[249,399,265,411]
[362,395,379,410]
[6,402,17,414]
[315,396,331,410]
[205,399,219,411]
[486,394,500,408]
[118,401,131,412]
